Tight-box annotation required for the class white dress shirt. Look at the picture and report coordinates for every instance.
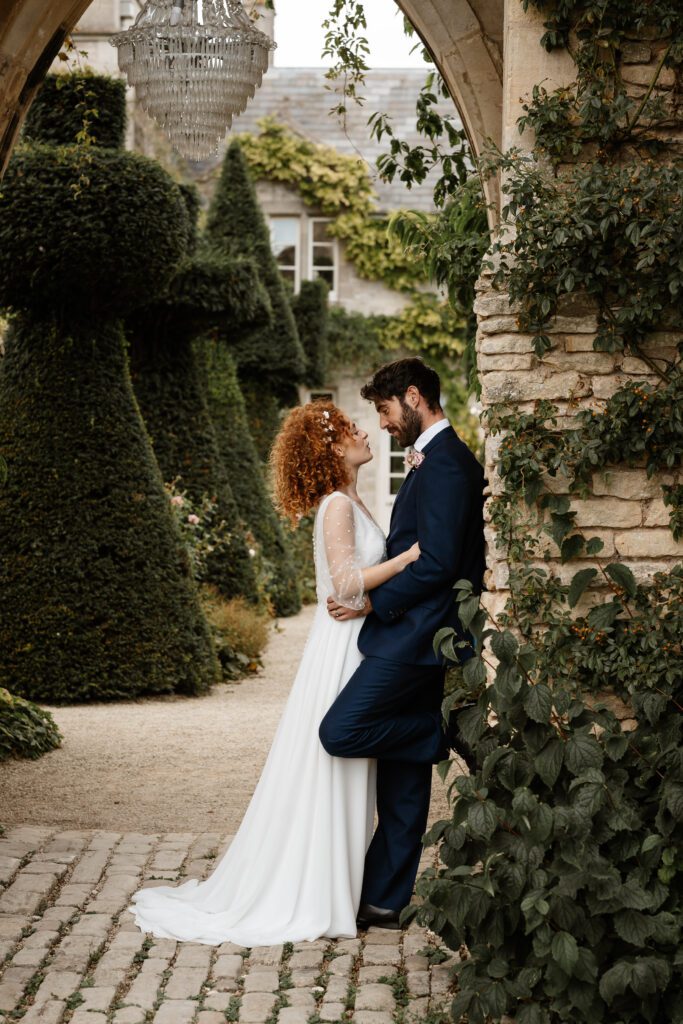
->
[413,418,450,452]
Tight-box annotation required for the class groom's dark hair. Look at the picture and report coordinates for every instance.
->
[360,357,441,412]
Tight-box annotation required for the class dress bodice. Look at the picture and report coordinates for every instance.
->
[314,491,386,609]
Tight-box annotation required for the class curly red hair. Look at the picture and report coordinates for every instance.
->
[270,401,353,524]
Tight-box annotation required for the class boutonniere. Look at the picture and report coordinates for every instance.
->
[405,448,425,470]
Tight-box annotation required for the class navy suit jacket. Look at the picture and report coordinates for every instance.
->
[358,425,485,666]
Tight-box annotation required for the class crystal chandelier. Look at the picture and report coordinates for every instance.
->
[111,0,276,161]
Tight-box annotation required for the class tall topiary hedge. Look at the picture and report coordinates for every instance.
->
[292,278,330,388]
[23,72,127,149]
[0,79,219,701]
[205,140,306,402]
[200,340,301,616]
[128,228,271,603]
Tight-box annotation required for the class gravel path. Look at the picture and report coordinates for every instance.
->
[2,607,451,832]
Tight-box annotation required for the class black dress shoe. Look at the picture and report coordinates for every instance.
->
[445,703,477,773]
[356,903,401,930]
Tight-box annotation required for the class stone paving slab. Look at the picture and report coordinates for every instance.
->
[0,827,459,1024]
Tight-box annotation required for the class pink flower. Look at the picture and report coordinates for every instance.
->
[187,514,200,525]
[405,449,425,470]
[170,495,184,507]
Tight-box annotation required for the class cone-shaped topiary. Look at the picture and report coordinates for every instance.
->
[205,140,306,400]
[128,246,273,603]
[0,79,219,701]
[292,278,330,388]
[0,318,219,701]
[23,71,127,150]
[200,339,302,616]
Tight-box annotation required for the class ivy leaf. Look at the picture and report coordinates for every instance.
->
[551,931,579,976]
[565,732,603,775]
[605,562,637,597]
[587,601,620,630]
[599,961,633,1003]
[604,733,629,761]
[560,533,585,563]
[614,909,653,946]
[665,782,683,819]
[568,568,598,607]
[463,656,487,689]
[630,957,670,997]
[535,737,564,787]
[433,626,456,660]
[468,800,498,840]
[458,594,480,630]
[516,1004,544,1024]
[490,629,518,663]
[524,683,553,723]
[585,536,604,555]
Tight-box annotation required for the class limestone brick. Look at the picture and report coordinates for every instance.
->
[644,499,672,528]
[478,335,535,354]
[592,469,668,500]
[570,497,642,528]
[478,353,535,372]
[614,529,683,558]
[622,64,677,88]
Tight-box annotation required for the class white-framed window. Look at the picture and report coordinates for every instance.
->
[302,387,337,405]
[308,218,338,298]
[269,216,301,291]
[388,435,407,496]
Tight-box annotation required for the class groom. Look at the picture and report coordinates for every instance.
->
[319,357,485,929]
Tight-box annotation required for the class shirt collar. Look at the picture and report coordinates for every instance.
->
[414,418,450,452]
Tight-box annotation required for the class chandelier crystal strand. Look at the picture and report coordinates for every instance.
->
[111,0,275,161]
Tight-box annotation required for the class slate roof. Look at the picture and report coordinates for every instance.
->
[227,67,458,213]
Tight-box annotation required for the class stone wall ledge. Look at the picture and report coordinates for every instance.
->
[486,557,680,591]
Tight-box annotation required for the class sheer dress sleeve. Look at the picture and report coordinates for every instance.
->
[321,494,366,610]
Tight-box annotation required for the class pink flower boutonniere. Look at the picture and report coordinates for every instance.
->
[405,448,425,470]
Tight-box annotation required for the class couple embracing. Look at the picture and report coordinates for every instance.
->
[129,357,485,944]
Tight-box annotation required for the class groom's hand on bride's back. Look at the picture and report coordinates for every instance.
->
[327,595,372,621]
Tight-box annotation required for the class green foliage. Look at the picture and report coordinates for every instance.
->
[413,575,683,1024]
[199,341,302,617]
[292,278,330,388]
[369,69,471,209]
[486,373,683,552]
[200,588,270,681]
[388,178,491,395]
[487,153,683,364]
[0,317,219,701]
[0,689,62,761]
[326,306,387,372]
[127,315,258,604]
[0,144,190,319]
[205,140,306,396]
[322,0,370,120]
[23,72,127,149]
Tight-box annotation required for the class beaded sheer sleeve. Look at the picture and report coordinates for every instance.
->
[314,493,367,611]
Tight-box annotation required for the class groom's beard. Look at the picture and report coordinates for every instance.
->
[394,401,424,448]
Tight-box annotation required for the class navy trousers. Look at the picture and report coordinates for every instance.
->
[318,656,445,912]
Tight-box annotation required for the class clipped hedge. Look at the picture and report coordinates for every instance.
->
[0,144,191,319]
[292,278,330,388]
[205,140,306,398]
[23,72,127,149]
[128,304,259,604]
[200,340,301,616]
[0,689,62,761]
[0,319,219,701]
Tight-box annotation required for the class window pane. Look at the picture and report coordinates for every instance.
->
[390,476,404,495]
[390,455,405,473]
[275,245,296,267]
[390,437,403,453]
[270,218,299,248]
[280,269,296,286]
[314,269,334,288]
[312,244,335,268]
[313,220,332,242]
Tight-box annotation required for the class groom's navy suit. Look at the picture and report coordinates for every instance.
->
[319,424,485,912]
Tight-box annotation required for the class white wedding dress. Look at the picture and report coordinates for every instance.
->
[128,491,386,945]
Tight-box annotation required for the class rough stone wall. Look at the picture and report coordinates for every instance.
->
[475,266,683,623]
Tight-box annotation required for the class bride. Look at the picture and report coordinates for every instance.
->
[128,400,419,944]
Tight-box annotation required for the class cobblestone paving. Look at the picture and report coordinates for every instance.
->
[0,826,458,1024]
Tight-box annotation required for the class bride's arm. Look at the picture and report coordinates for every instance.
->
[361,543,419,592]
[322,495,418,609]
